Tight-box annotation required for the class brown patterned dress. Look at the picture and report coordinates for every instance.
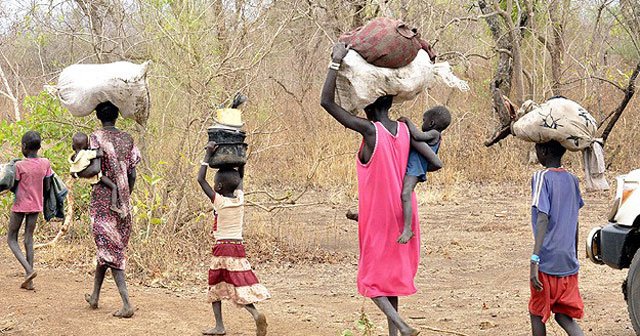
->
[89,129,140,270]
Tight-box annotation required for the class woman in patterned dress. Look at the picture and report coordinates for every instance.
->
[83,101,141,318]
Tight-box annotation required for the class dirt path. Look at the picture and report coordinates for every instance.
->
[0,184,637,335]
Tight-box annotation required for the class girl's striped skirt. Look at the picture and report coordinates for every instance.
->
[208,240,271,305]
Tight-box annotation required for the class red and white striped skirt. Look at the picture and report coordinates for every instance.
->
[208,240,271,305]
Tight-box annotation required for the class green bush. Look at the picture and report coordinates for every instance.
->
[0,92,97,220]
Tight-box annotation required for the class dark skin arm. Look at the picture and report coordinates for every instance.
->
[530,211,549,291]
[410,139,442,171]
[398,117,440,144]
[127,169,136,195]
[197,142,218,201]
[76,158,101,179]
[237,164,244,191]
[320,43,377,160]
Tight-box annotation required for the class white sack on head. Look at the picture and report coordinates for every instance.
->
[512,98,597,151]
[335,50,469,114]
[512,97,609,191]
[45,61,151,125]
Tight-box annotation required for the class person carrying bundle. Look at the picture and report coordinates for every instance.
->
[333,17,469,114]
[322,42,445,336]
[511,96,609,191]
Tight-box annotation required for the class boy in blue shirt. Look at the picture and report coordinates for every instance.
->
[529,140,585,336]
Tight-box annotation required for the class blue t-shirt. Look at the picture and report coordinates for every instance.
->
[531,168,584,276]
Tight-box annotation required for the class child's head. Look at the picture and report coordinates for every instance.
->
[21,131,42,156]
[535,140,566,167]
[72,132,90,152]
[214,168,241,194]
[96,101,119,124]
[422,106,451,132]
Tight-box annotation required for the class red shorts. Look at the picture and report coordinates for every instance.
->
[529,272,584,323]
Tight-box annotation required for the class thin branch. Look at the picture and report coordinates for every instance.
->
[560,76,625,92]
[600,61,640,144]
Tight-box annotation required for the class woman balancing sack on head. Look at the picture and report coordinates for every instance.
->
[321,42,443,336]
[83,101,141,319]
[334,18,469,114]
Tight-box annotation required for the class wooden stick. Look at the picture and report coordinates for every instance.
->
[35,180,75,249]
[423,326,470,336]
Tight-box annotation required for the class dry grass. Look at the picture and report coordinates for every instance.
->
[0,0,639,287]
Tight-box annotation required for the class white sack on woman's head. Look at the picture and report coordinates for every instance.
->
[45,61,151,126]
[335,50,469,115]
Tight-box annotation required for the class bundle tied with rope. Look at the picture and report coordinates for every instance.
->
[45,61,151,126]
[334,17,469,115]
[512,97,609,191]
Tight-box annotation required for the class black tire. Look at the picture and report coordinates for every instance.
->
[627,249,640,335]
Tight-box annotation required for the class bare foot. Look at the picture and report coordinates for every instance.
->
[255,312,267,336]
[113,306,135,318]
[396,230,414,244]
[85,293,98,309]
[21,280,34,290]
[21,271,37,290]
[202,327,226,335]
[345,210,358,222]
[401,327,420,336]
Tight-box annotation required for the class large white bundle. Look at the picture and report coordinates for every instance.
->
[513,97,608,191]
[335,50,469,114]
[46,61,151,124]
[512,98,597,152]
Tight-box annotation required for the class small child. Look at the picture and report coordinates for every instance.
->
[8,131,53,290]
[529,140,585,336]
[396,106,449,243]
[197,142,270,336]
[69,132,121,214]
[346,106,448,244]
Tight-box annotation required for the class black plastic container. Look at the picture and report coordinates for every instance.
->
[208,127,246,144]
[208,143,248,168]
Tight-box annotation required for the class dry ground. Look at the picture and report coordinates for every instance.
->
[0,182,636,336]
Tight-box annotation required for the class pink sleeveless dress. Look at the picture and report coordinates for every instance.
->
[356,121,420,298]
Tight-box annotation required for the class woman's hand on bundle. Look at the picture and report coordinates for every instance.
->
[204,141,218,159]
[331,42,349,63]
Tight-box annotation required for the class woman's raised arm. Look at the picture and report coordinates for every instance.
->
[320,43,374,137]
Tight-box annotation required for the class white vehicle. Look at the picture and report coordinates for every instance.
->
[587,169,640,334]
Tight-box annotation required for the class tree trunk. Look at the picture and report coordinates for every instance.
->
[547,0,566,97]
[600,61,640,145]
[479,0,514,146]
[0,62,20,122]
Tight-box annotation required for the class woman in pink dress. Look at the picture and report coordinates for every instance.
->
[321,43,442,336]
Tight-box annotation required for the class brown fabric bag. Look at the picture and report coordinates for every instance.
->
[339,17,436,68]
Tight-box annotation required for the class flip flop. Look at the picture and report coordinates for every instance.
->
[202,329,226,335]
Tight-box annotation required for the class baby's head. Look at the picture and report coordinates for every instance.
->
[214,168,242,195]
[422,106,452,133]
[21,131,42,156]
[72,132,90,152]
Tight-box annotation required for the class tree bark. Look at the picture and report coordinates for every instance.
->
[0,61,20,122]
[547,0,566,96]
[600,61,640,144]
